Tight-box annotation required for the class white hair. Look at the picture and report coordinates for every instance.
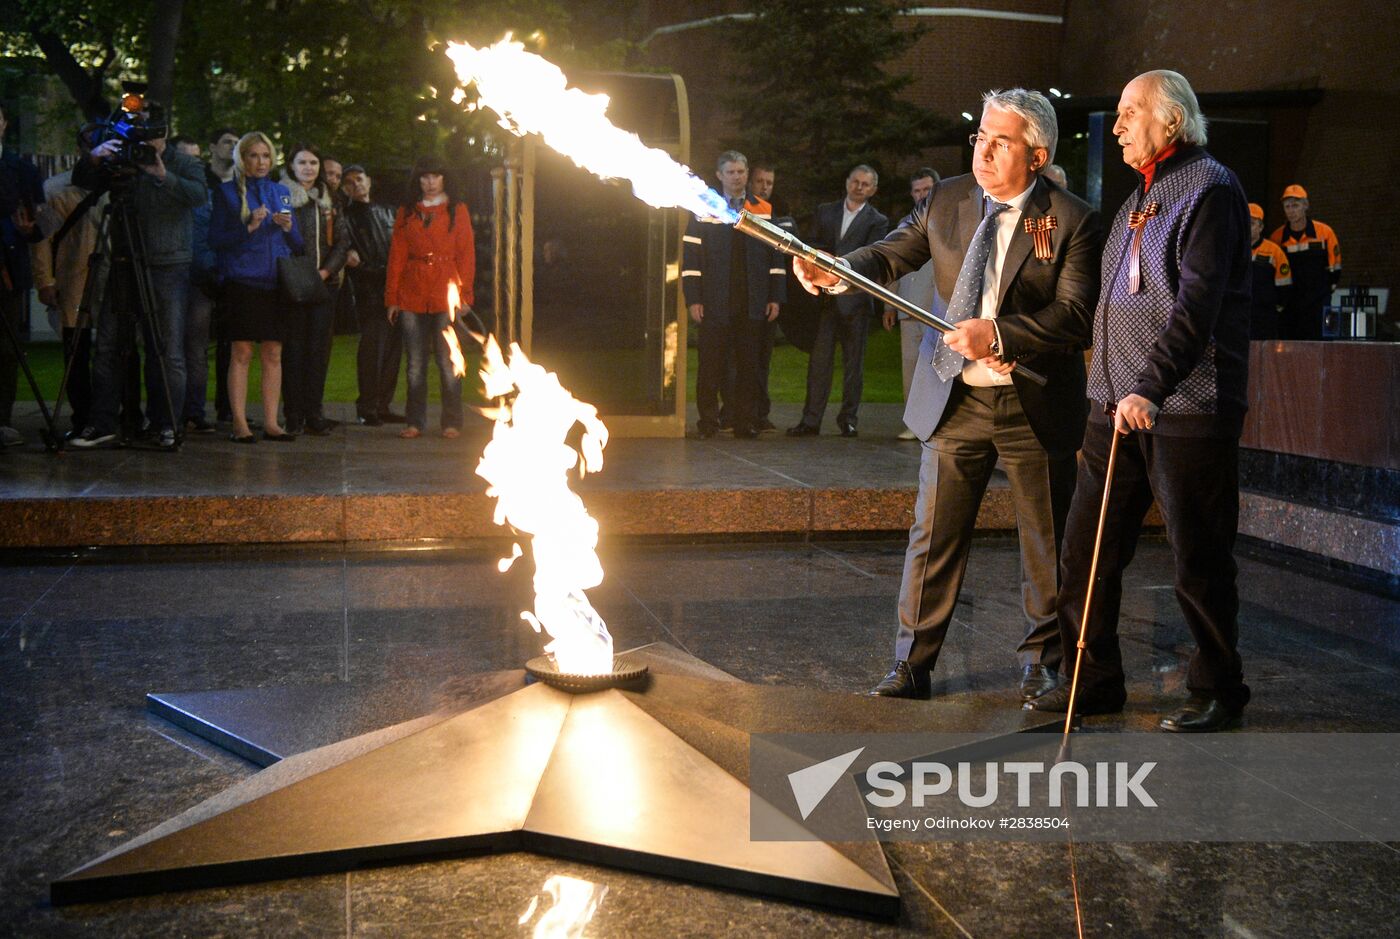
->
[982,88,1058,164]
[1140,69,1208,146]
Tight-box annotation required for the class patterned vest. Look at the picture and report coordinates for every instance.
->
[1087,150,1245,426]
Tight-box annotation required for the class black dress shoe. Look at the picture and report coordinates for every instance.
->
[380,411,407,423]
[838,422,858,437]
[263,430,298,442]
[1019,664,1059,701]
[695,423,718,439]
[1159,696,1242,733]
[786,423,819,437]
[867,661,931,700]
[755,419,776,433]
[357,414,384,427]
[1023,683,1124,715]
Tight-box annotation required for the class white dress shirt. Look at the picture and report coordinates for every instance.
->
[839,200,863,239]
[963,179,1036,387]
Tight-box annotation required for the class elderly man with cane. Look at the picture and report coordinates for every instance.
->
[1027,70,1252,732]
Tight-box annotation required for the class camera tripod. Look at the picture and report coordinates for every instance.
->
[49,178,181,452]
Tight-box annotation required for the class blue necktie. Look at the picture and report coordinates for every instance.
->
[934,198,1011,381]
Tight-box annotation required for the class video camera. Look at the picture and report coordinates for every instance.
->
[94,82,167,170]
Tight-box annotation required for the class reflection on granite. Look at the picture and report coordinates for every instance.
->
[1241,448,1400,523]
[1240,491,1399,578]
[1242,340,1398,470]
[3,540,1398,934]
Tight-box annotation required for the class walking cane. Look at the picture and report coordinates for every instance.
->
[1062,411,1129,738]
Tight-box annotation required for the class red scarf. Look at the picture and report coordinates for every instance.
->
[1140,143,1179,192]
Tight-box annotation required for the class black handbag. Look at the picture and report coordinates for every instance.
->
[276,255,330,304]
[276,203,331,304]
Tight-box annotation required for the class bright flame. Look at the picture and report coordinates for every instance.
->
[475,336,614,675]
[517,875,608,938]
[443,282,466,378]
[446,37,736,222]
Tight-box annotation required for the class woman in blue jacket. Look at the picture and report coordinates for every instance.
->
[209,131,302,442]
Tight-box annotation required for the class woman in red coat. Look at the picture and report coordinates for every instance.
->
[384,157,475,438]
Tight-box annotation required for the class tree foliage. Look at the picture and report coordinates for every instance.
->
[718,0,949,216]
[3,0,635,173]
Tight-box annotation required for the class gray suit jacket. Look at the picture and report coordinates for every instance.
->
[813,199,889,319]
[843,174,1102,454]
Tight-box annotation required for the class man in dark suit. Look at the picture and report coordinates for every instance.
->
[787,164,888,437]
[796,89,1102,701]
[682,150,785,438]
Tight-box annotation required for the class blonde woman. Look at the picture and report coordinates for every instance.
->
[208,131,303,442]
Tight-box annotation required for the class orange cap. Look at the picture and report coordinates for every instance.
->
[1248,203,1264,220]
[1281,184,1308,201]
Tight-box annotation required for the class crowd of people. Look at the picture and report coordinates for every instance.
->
[1,114,476,449]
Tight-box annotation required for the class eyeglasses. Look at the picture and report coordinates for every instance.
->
[969,134,1014,154]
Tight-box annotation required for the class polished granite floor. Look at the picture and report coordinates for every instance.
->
[3,538,1399,937]
[0,402,927,498]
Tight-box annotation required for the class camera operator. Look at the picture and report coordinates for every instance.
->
[70,121,207,450]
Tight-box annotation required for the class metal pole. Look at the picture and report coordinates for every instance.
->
[504,148,521,351]
[733,210,1047,386]
[491,166,506,347]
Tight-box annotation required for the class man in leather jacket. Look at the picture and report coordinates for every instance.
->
[340,165,402,425]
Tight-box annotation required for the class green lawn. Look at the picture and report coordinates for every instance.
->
[17,325,906,405]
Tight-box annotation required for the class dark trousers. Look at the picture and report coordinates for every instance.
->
[61,326,93,431]
[283,291,337,425]
[91,262,187,435]
[697,313,761,433]
[757,319,774,420]
[895,382,1074,675]
[725,319,774,423]
[353,273,401,419]
[800,300,868,430]
[0,288,24,426]
[183,282,214,422]
[1057,420,1249,709]
[214,317,232,423]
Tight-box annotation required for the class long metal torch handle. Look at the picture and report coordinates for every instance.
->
[734,210,1048,387]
